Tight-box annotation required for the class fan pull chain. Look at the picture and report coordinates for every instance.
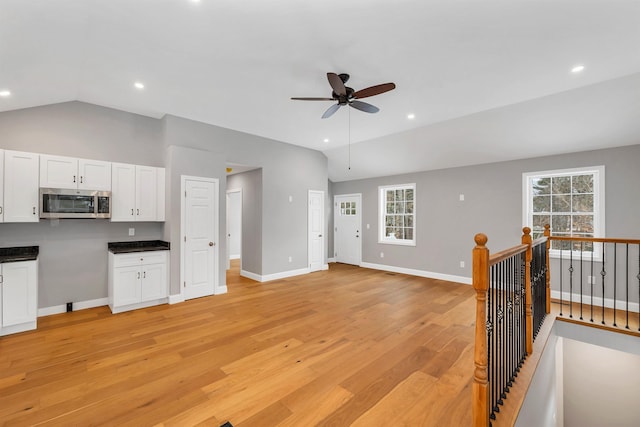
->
[348,106,351,171]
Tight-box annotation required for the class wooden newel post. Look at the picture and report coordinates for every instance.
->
[472,233,490,427]
[522,227,534,355]
[543,224,551,314]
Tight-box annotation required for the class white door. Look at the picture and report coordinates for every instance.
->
[334,194,362,266]
[4,151,39,223]
[308,190,325,272]
[135,166,157,221]
[78,159,112,191]
[226,189,242,270]
[183,176,218,300]
[0,149,4,222]
[1,261,37,327]
[40,154,77,189]
[111,163,136,221]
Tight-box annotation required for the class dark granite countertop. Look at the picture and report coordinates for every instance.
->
[108,240,170,254]
[0,246,39,263]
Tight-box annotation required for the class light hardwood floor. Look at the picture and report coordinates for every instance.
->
[0,261,478,426]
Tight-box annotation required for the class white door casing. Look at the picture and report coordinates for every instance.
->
[308,190,325,272]
[334,194,362,266]
[181,176,220,300]
[226,189,242,270]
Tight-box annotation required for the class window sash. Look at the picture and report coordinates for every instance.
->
[523,166,605,258]
[379,183,416,246]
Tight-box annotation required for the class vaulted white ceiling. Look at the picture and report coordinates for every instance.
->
[1,0,639,181]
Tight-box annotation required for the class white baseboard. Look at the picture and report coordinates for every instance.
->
[229,254,240,260]
[241,267,311,282]
[328,257,336,263]
[168,294,185,304]
[38,297,109,317]
[215,286,228,295]
[551,290,639,313]
[360,262,472,285]
[322,263,329,271]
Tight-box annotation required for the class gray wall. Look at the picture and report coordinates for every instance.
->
[0,101,329,307]
[0,102,164,307]
[331,144,640,282]
[161,114,329,277]
[227,169,263,276]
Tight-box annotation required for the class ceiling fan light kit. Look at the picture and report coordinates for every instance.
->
[292,72,396,119]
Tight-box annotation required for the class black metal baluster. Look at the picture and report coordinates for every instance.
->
[569,249,574,318]
[488,265,495,420]
[613,243,617,327]
[625,244,629,330]
[590,249,594,322]
[559,247,563,316]
[580,242,584,320]
[601,243,606,325]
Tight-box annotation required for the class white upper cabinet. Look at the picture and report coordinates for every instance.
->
[111,163,165,222]
[0,149,4,222]
[40,154,111,191]
[3,151,39,223]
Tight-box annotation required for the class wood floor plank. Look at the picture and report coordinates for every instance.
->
[0,260,484,426]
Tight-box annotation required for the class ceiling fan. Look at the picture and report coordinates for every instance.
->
[291,72,396,119]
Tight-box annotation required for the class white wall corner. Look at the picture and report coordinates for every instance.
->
[168,294,185,304]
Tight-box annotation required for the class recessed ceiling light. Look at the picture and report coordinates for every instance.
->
[571,65,585,74]
[407,113,415,119]
[0,90,11,97]
[323,138,330,143]
[134,82,145,89]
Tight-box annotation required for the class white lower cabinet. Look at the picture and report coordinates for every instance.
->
[108,251,168,313]
[0,260,38,336]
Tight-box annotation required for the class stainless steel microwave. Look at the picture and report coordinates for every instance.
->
[40,188,111,219]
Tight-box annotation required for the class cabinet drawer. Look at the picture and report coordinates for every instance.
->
[112,251,167,268]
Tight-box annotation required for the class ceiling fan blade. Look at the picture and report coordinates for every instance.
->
[291,97,335,101]
[327,72,346,96]
[353,82,396,99]
[322,103,341,119]
[349,100,379,114]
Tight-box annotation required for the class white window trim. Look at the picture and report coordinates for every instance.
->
[378,183,416,246]
[522,165,605,259]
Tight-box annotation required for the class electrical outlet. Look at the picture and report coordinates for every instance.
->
[128,228,135,236]
[366,223,370,229]
[459,194,465,201]
[460,261,465,268]
[380,252,384,258]
[288,256,292,263]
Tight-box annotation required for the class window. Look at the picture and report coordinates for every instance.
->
[339,201,356,216]
[523,166,604,254]
[379,183,416,246]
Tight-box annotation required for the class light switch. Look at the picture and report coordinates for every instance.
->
[459,194,465,201]
[129,228,135,236]
[366,224,370,229]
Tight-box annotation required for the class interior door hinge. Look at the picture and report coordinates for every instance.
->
[183,281,186,288]
[184,236,186,242]
[185,190,187,198]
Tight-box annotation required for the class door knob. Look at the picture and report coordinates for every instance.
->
[209,242,214,246]
[319,234,322,237]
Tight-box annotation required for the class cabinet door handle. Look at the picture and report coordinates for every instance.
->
[137,272,140,279]
[143,271,146,279]
[0,274,3,284]
[131,209,134,216]
[33,207,36,215]
[73,175,76,183]
[80,176,84,184]
[0,206,3,214]
[137,209,140,216]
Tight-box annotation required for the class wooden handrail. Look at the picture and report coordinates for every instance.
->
[489,243,528,266]
[548,235,640,245]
